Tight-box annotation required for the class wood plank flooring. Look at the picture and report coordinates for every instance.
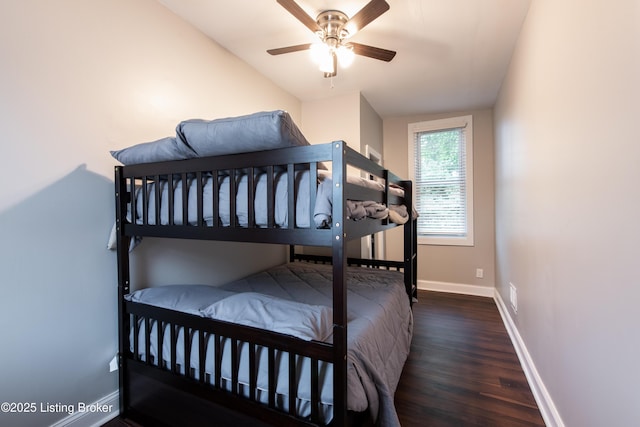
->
[103,290,545,427]
[395,291,545,426]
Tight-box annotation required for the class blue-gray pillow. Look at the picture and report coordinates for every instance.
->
[176,110,310,157]
[200,292,333,341]
[125,285,236,315]
[110,136,197,165]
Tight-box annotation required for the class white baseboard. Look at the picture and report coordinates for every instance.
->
[49,390,119,427]
[418,279,495,298]
[494,290,565,427]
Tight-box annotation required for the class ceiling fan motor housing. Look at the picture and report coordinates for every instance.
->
[316,10,349,46]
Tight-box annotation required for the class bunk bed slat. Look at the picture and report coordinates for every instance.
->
[157,320,163,370]
[288,351,296,415]
[141,177,148,225]
[249,343,257,401]
[184,327,191,379]
[310,358,319,424]
[212,172,219,228]
[199,331,206,383]
[170,324,177,374]
[196,171,204,227]
[181,174,188,226]
[231,338,239,394]
[168,174,175,225]
[133,314,140,362]
[248,168,255,228]
[128,178,136,227]
[287,163,295,230]
[382,170,390,224]
[267,166,275,228]
[154,175,161,226]
[214,335,222,389]
[309,162,317,228]
[268,347,276,408]
[144,317,151,365]
[229,169,237,228]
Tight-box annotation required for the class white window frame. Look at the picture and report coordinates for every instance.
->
[408,115,474,246]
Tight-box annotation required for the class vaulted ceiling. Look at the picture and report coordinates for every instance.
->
[158,0,531,117]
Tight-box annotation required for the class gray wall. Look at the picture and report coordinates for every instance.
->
[494,0,640,425]
[0,1,300,426]
[360,94,384,160]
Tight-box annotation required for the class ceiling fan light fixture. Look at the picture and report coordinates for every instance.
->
[311,42,352,73]
[318,51,336,74]
[336,45,355,68]
[309,42,330,64]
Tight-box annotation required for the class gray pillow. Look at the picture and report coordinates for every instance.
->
[176,110,310,157]
[110,136,197,165]
[200,292,333,341]
[125,285,235,315]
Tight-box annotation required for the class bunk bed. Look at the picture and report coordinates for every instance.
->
[113,111,418,427]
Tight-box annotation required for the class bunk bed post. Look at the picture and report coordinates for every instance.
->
[331,141,348,427]
[402,180,418,303]
[114,166,131,416]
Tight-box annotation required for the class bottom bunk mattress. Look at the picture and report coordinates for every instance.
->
[125,262,413,426]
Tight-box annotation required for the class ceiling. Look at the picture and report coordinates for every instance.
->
[157,0,531,118]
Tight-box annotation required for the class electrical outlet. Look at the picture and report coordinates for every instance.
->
[475,268,484,279]
[509,282,518,313]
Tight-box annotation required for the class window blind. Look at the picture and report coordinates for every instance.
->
[413,126,467,236]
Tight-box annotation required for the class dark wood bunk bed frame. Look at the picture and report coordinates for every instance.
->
[114,140,417,427]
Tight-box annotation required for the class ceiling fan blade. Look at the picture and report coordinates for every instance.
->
[267,43,312,55]
[344,0,390,36]
[276,0,321,33]
[350,42,396,62]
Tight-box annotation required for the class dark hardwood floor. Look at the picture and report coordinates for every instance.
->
[395,291,545,427]
[103,290,545,427]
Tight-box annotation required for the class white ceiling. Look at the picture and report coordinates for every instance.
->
[157,0,531,118]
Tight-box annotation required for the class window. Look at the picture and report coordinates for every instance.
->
[408,115,473,246]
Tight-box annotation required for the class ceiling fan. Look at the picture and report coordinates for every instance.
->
[267,0,396,77]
